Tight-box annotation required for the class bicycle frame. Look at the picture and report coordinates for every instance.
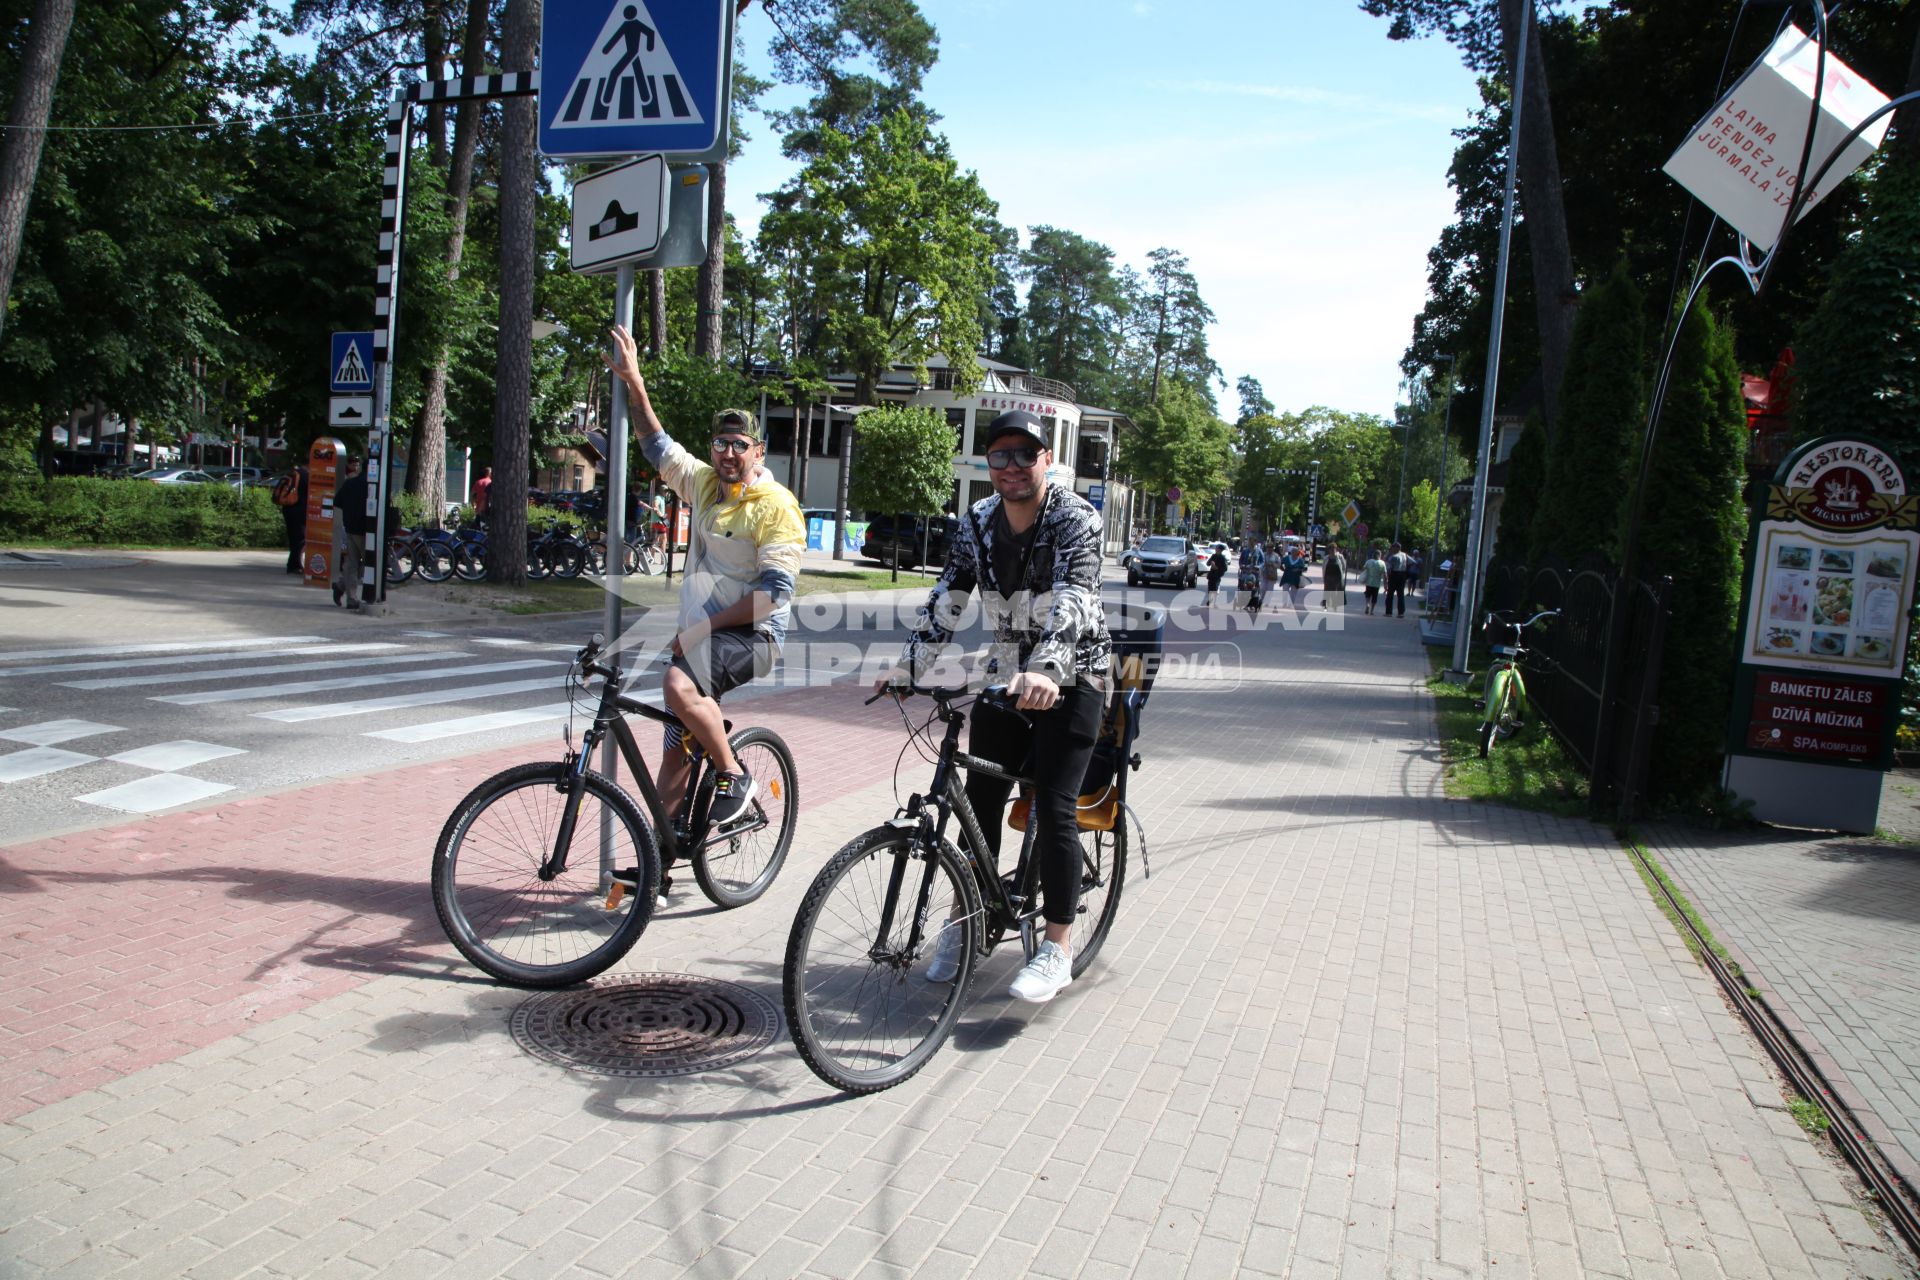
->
[873,694,1046,966]
[534,654,724,883]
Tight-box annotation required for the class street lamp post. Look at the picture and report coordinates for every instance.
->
[1391,419,1412,547]
[1428,355,1457,595]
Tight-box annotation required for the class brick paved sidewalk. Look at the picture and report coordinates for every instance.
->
[3,612,1915,1277]
[1649,821,1920,1203]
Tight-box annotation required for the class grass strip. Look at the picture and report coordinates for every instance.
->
[1422,646,1588,816]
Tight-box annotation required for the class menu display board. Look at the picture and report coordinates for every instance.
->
[1748,527,1911,672]
[1728,436,1918,772]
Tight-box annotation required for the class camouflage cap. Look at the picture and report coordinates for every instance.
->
[710,408,762,442]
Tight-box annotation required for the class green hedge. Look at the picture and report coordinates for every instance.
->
[0,476,285,548]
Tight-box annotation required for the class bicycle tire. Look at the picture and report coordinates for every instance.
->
[585,540,608,575]
[386,538,415,584]
[1021,820,1126,978]
[453,543,487,581]
[431,762,659,988]
[548,538,586,579]
[526,545,550,580]
[784,827,980,1094]
[418,541,455,583]
[1477,674,1510,759]
[691,726,798,908]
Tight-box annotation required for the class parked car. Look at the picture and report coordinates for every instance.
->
[139,468,220,485]
[1127,535,1199,588]
[861,514,958,569]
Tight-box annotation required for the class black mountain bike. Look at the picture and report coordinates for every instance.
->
[431,634,798,987]
[782,685,1130,1094]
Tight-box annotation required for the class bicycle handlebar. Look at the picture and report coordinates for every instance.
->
[1483,608,1560,631]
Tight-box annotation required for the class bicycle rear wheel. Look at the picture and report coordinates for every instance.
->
[784,827,979,1094]
[1038,821,1126,978]
[691,726,798,908]
[453,543,487,581]
[431,762,658,988]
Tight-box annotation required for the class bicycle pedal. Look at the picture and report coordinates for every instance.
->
[702,815,767,848]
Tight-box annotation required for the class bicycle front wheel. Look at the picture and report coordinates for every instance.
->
[453,543,486,581]
[417,541,455,582]
[431,763,658,988]
[692,726,798,908]
[784,827,980,1094]
[386,539,415,584]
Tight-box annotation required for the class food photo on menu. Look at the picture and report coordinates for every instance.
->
[1812,575,1852,627]
[1767,569,1811,623]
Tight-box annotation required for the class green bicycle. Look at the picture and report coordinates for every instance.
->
[1474,609,1558,758]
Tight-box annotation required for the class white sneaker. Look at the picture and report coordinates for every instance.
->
[922,921,965,983]
[1008,940,1072,1003]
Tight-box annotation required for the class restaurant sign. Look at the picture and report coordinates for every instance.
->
[1728,435,1917,770]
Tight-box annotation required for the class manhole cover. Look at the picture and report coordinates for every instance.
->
[509,973,781,1078]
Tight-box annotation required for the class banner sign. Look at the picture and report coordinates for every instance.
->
[1727,435,1916,770]
[1662,25,1890,252]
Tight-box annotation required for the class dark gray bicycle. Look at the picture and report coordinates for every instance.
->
[431,634,797,988]
[781,683,1136,1094]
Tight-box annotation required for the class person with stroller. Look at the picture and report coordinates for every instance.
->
[874,410,1111,1005]
[1239,539,1266,613]
[1203,542,1229,605]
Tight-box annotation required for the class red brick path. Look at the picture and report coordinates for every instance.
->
[0,683,905,1121]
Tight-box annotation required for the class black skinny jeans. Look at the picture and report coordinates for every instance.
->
[965,680,1104,927]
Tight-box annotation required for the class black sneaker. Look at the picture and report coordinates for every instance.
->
[708,770,756,829]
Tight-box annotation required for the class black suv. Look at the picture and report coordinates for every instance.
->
[862,514,958,569]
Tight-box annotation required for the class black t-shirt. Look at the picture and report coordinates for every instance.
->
[989,504,1038,600]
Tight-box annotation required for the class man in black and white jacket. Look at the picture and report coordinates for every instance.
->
[875,410,1112,1004]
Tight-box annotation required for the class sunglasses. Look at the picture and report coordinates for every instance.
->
[711,437,757,455]
[986,446,1042,470]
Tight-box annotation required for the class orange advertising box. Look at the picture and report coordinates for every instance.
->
[303,437,345,587]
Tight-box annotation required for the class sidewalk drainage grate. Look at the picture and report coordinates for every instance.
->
[508,973,781,1078]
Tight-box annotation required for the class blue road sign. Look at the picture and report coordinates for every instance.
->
[540,0,730,160]
[330,332,374,393]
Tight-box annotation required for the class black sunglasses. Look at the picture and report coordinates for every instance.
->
[986,446,1041,470]
[711,437,757,455]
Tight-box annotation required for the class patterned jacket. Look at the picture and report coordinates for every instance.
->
[904,485,1111,684]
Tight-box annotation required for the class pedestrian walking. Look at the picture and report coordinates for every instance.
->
[1323,545,1347,612]
[1277,542,1308,610]
[1362,547,1386,615]
[1203,543,1228,605]
[472,465,492,527]
[1385,542,1411,617]
[272,463,308,575]
[1262,542,1283,611]
[331,457,367,610]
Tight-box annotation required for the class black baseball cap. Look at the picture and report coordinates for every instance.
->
[983,410,1049,452]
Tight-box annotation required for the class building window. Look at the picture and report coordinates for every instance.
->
[946,407,966,453]
[972,408,996,455]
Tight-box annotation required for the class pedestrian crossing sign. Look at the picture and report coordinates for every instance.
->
[539,0,732,161]
[329,331,374,393]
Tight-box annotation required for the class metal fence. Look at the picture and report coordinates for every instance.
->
[1480,553,1673,823]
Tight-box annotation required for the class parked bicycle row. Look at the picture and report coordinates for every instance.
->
[382,501,672,585]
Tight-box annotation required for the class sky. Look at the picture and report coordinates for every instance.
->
[723,0,1487,421]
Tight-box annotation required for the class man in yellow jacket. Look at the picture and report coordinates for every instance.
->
[606,326,806,832]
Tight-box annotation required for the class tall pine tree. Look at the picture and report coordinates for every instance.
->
[1530,261,1644,564]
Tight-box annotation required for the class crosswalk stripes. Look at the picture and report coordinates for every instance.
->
[0,631,670,822]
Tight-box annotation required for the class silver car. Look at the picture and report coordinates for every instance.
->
[1127,535,1198,588]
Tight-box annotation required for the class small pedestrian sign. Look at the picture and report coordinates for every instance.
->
[540,0,731,161]
[330,332,374,394]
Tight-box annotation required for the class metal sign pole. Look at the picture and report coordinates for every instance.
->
[600,263,635,880]
[1449,0,1530,679]
[368,95,413,613]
